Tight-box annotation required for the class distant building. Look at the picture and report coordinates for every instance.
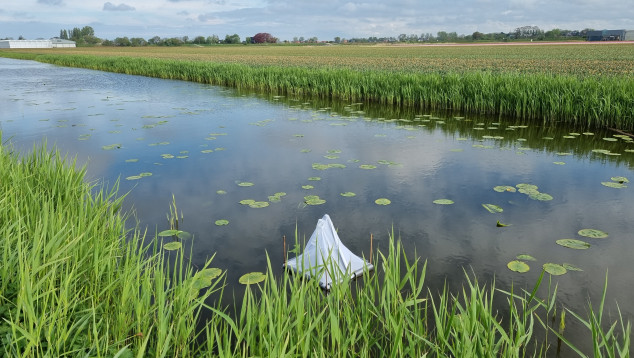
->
[587,30,634,41]
[0,39,76,48]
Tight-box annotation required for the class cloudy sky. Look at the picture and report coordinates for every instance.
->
[1,0,633,41]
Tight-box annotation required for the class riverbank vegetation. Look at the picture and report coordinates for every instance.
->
[0,139,630,356]
[1,44,633,130]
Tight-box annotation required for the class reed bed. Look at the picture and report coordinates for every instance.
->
[0,139,630,357]
[0,138,226,357]
[2,46,633,131]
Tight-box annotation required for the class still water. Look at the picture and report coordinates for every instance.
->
[2,58,633,347]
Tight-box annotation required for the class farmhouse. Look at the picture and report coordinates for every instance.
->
[0,39,76,49]
[586,30,634,41]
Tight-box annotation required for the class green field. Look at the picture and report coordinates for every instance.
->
[2,43,634,130]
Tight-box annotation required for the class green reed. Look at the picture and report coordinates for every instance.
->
[1,51,633,131]
[0,138,225,357]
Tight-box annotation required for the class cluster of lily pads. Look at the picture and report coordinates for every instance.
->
[494,183,553,201]
[508,228,608,275]
[125,172,152,181]
[601,176,629,189]
[238,191,287,209]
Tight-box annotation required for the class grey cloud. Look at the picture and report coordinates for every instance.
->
[103,2,135,11]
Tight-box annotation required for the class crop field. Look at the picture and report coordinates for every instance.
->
[2,43,634,129]
[11,43,634,76]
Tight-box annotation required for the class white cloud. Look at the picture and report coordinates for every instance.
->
[103,2,135,11]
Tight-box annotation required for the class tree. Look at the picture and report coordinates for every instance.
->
[224,34,240,44]
[114,37,131,46]
[334,36,341,43]
[398,33,407,42]
[206,35,219,44]
[437,31,448,42]
[472,31,483,41]
[253,32,277,43]
[130,37,147,46]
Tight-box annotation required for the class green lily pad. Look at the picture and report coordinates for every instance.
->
[507,261,530,273]
[239,199,256,205]
[360,165,377,169]
[126,175,142,181]
[139,172,152,177]
[375,198,391,205]
[601,181,627,188]
[161,154,174,159]
[324,155,339,159]
[578,229,608,239]
[493,186,516,193]
[516,184,538,191]
[197,268,222,281]
[556,239,591,250]
[553,162,566,165]
[433,199,454,205]
[215,219,229,226]
[308,177,321,181]
[237,182,254,187]
[563,263,583,272]
[340,192,356,197]
[102,143,121,150]
[603,138,618,142]
[125,159,139,163]
[201,149,214,153]
[482,204,503,213]
[163,242,182,251]
[529,193,553,201]
[543,263,567,276]
[239,272,266,285]
[249,201,269,208]
[611,176,629,183]
[302,185,314,190]
[516,254,536,261]
[158,229,183,237]
[304,195,326,205]
[216,190,227,195]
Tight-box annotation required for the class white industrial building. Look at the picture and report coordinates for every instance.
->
[0,39,76,49]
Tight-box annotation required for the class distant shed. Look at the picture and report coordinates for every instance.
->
[0,39,76,48]
[587,30,634,41]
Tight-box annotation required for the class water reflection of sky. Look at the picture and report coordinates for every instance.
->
[2,58,634,349]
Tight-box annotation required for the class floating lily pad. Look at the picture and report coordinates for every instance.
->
[126,175,142,180]
[516,254,536,261]
[158,229,183,237]
[302,185,314,190]
[163,242,182,251]
[161,154,174,159]
[543,263,567,276]
[340,192,356,197]
[125,158,139,163]
[553,162,566,165]
[493,186,516,193]
[201,149,214,153]
[237,182,254,187]
[249,201,269,208]
[578,229,608,239]
[239,272,266,285]
[102,143,121,150]
[304,195,326,205]
[324,155,339,159]
[556,239,591,250]
[239,199,256,205]
[360,165,377,169]
[563,263,583,272]
[611,176,629,183]
[507,260,530,273]
[601,181,627,189]
[603,138,618,142]
[308,177,321,181]
[216,190,227,195]
[375,198,391,205]
[139,172,152,177]
[215,219,229,226]
[529,193,553,201]
[516,184,538,191]
[433,199,454,205]
[482,204,503,213]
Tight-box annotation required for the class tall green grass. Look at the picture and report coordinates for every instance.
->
[1,51,633,130]
[0,138,630,356]
[0,138,226,357]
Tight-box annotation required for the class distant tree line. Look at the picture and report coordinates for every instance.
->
[49,25,598,47]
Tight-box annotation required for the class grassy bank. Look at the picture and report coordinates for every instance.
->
[1,46,633,131]
[0,139,630,356]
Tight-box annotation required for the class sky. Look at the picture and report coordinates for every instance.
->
[1,0,634,41]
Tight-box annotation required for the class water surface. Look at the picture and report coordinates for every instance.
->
[2,58,633,351]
